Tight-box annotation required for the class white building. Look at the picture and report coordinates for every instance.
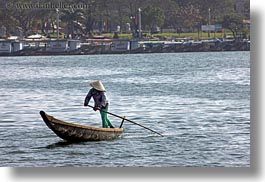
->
[68,40,81,51]
[13,41,24,52]
[46,40,68,52]
[0,40,12,53]
[0,40,24,54]
[110,40,130,51]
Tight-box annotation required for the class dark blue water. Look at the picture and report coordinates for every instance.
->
[0,52,250,167]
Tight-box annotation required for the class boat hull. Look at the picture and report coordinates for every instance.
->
[40,111,124,142]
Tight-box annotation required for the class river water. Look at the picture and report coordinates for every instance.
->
[0,52,250,167]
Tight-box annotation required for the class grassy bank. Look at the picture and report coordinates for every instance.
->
[47,31,235,40]
[102,31,235,40]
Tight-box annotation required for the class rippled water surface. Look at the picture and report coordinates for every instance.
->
[0,52,250,167]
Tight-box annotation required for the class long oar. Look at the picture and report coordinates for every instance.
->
[86,105,163,137]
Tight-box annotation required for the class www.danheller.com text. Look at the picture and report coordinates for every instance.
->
[5,1,90,10]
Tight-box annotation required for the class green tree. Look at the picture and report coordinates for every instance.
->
[177,4,202,32]
[151,0,179,31]
[243,0,250,19]
[194,0,234,23]
[61,8,84,38]
[174,0,234,29]
[81,0,104,35]
[142,5,165,32]
[222,13,244,39]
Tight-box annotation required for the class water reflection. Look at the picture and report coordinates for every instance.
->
[46,141,77,149]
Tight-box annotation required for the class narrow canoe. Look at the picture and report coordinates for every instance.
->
[40,111,124,142]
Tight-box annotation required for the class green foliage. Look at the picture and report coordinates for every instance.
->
[0,0,249,37]
[222,13,244,38]
[60,8,85,38]
[141,5,165,31]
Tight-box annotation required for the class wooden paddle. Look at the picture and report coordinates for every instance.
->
[86,105,163,137]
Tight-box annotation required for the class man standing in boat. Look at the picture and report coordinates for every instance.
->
[84,80,115,128]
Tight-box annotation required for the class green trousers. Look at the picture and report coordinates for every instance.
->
[100,105,114,128]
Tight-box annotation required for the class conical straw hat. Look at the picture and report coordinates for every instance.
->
[89,80,106,91]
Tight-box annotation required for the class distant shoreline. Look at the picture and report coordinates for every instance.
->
[0,40,250,57]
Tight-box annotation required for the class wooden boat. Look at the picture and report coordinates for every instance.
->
[40,111,124,142]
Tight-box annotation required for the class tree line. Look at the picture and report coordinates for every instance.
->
[0,0,250,38]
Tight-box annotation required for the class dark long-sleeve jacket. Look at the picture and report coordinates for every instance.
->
[84,88,109,108]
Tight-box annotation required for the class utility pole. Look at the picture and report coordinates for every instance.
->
[208,8,211,38]
[138,8,142,39]
[56,9,59,40]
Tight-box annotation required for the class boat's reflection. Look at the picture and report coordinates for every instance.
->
[46,141,81,149]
